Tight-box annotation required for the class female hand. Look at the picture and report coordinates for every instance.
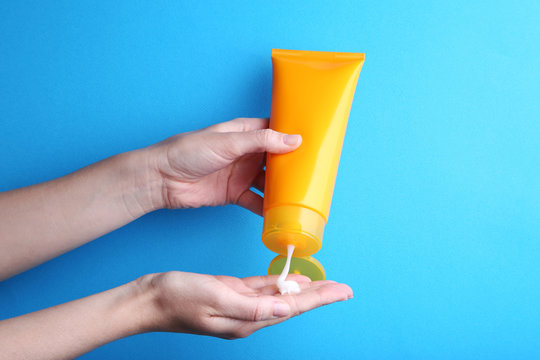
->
[142,271,353,339]
[145,117,302,215]
[0,271,353,359]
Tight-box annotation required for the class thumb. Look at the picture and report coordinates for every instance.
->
[211,129,302,160]
[224,294,291,322]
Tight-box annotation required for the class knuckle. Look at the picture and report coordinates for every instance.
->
[289,295,301,316]
[233,117,249,132]
[251,302,267,322]
[255,129,273,150]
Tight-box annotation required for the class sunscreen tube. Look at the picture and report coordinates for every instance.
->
[263,49,364,279]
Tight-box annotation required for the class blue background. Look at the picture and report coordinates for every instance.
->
[1,1,539,359]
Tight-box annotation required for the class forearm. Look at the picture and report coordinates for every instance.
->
[0,149,164,280]
[0,276,157,360]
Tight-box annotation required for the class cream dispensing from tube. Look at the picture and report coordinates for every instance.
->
[263,49,365,282]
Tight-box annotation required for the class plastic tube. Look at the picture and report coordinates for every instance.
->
[262,49,365,279]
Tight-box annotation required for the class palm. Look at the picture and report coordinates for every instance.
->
[153,271,352,339]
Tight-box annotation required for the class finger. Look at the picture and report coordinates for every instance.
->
[252,170,266,193]
[220,293,292,322]
[242,274,311,290]
[236,190,263,216]
[236,282,353,336]
[206,118,269,133]
[287,282,354,316]
[211,129,302,161]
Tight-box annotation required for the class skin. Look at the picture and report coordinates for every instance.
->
[0,118,353,359]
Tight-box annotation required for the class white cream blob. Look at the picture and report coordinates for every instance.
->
[276,244,301,295]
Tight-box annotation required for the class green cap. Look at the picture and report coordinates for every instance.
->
[268,254,326,281]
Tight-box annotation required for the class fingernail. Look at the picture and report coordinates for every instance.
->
[283,134,301,146]
[273,302,291,318]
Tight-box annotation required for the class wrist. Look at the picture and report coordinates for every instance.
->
[127,273,164,334]
[117,148,166,217]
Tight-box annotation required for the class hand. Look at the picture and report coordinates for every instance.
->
[0,117,300,280]
[146,118,302,215]
[141,271,353,339]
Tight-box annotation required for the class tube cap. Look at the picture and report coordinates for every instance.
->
[268,255,326,281]
[262,205,325,257]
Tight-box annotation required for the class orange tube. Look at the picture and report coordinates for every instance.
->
[262,49,364,276]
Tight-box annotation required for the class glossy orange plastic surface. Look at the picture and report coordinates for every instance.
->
[262,49,364,258]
